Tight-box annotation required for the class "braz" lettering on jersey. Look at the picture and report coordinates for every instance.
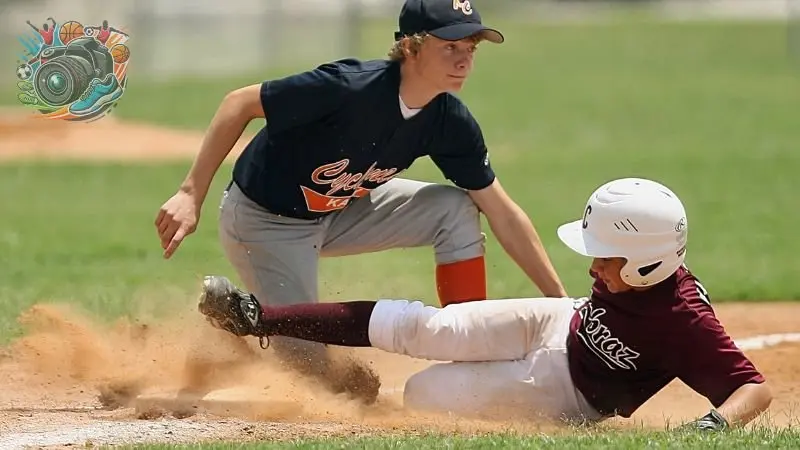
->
[577,303,640,371]
[301,159,399,213]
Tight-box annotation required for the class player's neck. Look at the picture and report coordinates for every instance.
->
[398,62,442,109]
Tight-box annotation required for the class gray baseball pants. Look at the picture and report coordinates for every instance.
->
[217,178,486,371]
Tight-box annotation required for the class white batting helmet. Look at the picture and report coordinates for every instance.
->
[557,177,688,287]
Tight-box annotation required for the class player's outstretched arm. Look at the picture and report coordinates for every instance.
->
[675,306,773,431]
[716,381,773,428]
[155,84,264,258]
[681,381,772,431]
[468,179,568,298]
[180,84,264,203]
[718,381,773,427]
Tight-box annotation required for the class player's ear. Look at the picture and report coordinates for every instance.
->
[405,36,425,60]
[401,38,414,57]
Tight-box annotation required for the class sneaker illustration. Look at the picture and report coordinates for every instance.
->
[69,73,123,116]
[17,80,34,93]
[17,91,40,107]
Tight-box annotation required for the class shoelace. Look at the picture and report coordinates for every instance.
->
[78,78,102,101]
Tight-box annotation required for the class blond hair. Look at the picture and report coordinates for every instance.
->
[388,32,430,62]
[388,33,483,62]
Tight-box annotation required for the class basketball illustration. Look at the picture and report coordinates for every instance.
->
[59,21,84,44]
[111,44,130,64]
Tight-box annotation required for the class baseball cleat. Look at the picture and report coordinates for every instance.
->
[198,275,266,341]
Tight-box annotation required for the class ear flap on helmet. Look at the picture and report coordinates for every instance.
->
[619,249,687,288]
[637,261,662,277]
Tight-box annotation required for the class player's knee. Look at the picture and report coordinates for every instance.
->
[403,366,446,412]
[403,363,480,416]
[441,185,479,223]
[416,184,479,223]
[416,185,482,254]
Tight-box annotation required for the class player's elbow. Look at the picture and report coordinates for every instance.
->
[746,381,774,412]
[756,381,774,412]
[748,381,774,426]
[729,381,773,427]
[222,84,265,122]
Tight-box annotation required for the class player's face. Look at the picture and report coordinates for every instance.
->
[590,257,631,293]
[415,36,478,92]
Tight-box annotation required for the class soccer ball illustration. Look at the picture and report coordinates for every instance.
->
[16,63,32,80]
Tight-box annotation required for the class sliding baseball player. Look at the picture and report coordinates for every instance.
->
[198,177,772,430]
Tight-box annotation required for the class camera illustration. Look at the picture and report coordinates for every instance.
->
[34,36,115,107]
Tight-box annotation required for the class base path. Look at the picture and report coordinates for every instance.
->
[0,109,251,162]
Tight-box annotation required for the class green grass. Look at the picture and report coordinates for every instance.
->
[119,428,800,449]
[0,163,236,325]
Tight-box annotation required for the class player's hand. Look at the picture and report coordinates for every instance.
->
[155,190,200,258]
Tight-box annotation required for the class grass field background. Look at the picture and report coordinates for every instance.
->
[2,15,799,448]
[120,426,800,450]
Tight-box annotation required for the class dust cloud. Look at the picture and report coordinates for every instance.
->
[4,300,566,435]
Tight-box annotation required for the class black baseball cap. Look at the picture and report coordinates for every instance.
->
[394,0,504,44]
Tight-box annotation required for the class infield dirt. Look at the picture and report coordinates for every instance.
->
[0,111,798,448]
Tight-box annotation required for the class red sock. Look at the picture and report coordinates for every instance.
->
[435,256,487,307]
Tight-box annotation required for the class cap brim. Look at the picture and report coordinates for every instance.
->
[557,220,624,258]
[429,23,504,44]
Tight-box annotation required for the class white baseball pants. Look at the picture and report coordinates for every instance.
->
[368,297,603,422]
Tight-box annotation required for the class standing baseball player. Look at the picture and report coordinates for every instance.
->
[198,177,773,430]
[155,0,567,399]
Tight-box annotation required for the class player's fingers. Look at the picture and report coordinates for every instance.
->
[157,216,173,236]
[160,221,181,249]
[164,228,187,259]
[154,208,166,227]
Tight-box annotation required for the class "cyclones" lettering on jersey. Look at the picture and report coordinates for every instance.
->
[301,159,399,213]
[577,303,640,371]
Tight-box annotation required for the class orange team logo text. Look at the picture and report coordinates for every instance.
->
[300,159,398,213]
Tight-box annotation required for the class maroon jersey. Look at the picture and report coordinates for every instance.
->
[566,265,765,418]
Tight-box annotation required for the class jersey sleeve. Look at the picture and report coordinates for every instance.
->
[429,103,496,191]
[260,62,349,134]
[674,304,766,408]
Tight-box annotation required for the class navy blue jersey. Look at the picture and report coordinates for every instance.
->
[231,58,495,219]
